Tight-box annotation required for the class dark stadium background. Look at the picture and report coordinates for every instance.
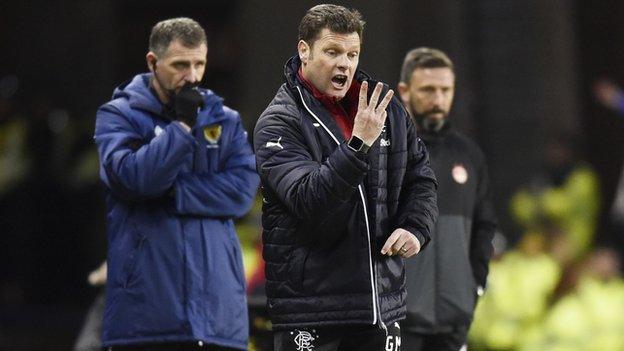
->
[1,0,624,349]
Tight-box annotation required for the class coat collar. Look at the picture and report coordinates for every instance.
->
[112,73,229,127]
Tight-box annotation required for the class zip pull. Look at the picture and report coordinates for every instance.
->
[378,319,388,337]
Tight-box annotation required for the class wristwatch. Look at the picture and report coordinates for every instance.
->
[347,135,371,154]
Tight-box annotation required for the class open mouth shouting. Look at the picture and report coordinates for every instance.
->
[331,74,348,89]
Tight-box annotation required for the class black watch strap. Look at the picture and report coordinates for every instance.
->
[347,135,371,154]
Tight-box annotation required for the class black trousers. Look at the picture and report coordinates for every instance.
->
[105,342,239,351]
[274,323,401,351]
[401,327,467,351]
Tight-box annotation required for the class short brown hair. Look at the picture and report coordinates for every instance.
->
[400,47,454,84]
[298,4,365,47]
[149,17,207,57]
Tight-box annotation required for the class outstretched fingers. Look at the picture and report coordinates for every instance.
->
[368,82,384,111]
[376,89,394,114]
[358,81,369,110]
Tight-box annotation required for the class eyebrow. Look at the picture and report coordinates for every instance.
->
[171,59,206,65]
[323,41,360,51]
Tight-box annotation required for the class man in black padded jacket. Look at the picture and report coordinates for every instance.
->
[254,5,438,351]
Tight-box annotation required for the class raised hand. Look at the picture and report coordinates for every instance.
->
[351,81,394,146]
[173,82,204,128]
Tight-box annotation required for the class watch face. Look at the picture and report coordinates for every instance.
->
[349,136,364,151]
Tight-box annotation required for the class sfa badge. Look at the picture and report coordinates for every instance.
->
[203,124,222,145]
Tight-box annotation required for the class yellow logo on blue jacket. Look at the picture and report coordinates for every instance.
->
[203,124,222,144]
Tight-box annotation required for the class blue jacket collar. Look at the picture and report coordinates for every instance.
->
[112,73,228,127]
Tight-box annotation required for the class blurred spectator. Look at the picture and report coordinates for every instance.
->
[0,99,29,195]
[73,262,106,351]
[593,78,624,260]
[1,92,103,310]
[468,232,562,350]
[518,248,624,351]
[509,134,600,260]
[470,132,602,350]
[593,78,624,113]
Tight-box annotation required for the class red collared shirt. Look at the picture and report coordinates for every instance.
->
[298,68,361,140]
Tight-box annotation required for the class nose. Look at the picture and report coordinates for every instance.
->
[185,67,201,84]
[337,54,350,71]
[432,90,444,105]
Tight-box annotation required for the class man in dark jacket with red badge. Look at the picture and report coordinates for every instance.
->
[397,48,497,351]
[254,5,438,351]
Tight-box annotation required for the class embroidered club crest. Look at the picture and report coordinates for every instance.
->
[452,163,468,184]
[203,124,222,144]
[290,329,317,351]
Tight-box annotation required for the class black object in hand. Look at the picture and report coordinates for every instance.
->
[173,83,204,127]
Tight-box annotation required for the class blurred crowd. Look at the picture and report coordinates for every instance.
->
[466,80,624,351]
[0,84,106,347]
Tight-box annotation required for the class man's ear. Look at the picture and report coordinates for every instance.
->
[397,82,410,105]
[146,52,158,72]
[297,40,310,64]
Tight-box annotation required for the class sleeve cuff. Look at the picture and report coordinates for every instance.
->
[403,227,427,250]
[330,143,369,185]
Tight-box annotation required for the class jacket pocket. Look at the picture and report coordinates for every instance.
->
[225,221,246,291]
[122,230,147,289]
[288,246,309,293]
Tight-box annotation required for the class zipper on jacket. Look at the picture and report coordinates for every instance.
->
[296,86,383,327]
[358,183,388,335]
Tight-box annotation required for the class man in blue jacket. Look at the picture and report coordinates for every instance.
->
[254,5,438,351]
[94,18,259,350]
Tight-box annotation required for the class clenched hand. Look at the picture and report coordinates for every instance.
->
[381,228,421,258]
